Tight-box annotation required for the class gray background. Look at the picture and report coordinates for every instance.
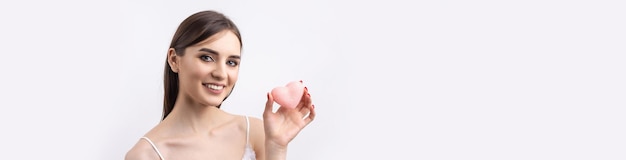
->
[0,0,624,159]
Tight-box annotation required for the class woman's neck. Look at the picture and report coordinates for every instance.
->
[161,96,230,135]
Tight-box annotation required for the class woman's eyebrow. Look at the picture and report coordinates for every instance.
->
[199,48,240,59]
[199,48,218,55]
[229,55,241,59]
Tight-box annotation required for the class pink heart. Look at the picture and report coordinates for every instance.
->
[271,81,305,109]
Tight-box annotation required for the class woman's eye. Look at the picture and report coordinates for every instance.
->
[200,55,214,62]
[227,60,239,66]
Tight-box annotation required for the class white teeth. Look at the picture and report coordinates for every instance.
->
[205,84,224,90]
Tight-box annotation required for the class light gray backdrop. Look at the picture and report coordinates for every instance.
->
[0,0,624,159]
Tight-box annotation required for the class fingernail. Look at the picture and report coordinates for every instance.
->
[299,80,303,83]
[307,93,311,97]
[304,86,308,91]
[267,92,270,99]
[312,104,315,109]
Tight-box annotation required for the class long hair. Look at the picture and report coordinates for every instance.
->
[162,10,242,120]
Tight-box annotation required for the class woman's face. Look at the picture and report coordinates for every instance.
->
[174,30,241,107]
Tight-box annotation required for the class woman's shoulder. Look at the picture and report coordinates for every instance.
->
[244,115,263,124]
[124,137,162,160]
[237,114,266,158]
[227,114,260,131]
[240,115,263,131]
[241,115,264,145]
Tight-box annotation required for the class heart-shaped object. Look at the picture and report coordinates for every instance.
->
[271,81,305,109]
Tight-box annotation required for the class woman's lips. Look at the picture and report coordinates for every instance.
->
[203,83,225,94]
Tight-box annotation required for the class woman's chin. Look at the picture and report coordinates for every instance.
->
[203,99,224,107]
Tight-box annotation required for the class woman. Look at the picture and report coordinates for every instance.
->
[125,10,316,160]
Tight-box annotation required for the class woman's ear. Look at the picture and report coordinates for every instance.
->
[167,48,180,73]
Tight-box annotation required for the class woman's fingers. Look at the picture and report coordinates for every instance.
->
[264,92,275,115]
[297,89,312,116]
[304,104,316,125]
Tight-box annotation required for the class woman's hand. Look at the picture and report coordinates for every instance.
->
[263,86,316,151]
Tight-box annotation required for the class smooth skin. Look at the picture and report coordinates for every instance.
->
[125,30,316,160]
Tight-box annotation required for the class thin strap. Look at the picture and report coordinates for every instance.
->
[140,137,165,160]
[245,116,250,144]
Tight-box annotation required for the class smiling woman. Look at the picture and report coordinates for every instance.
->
[164,30,243,118]
[124,10,316,160]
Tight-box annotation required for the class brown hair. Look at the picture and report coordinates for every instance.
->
[162,10,242,120]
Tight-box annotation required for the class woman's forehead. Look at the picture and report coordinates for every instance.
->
[190,30,242,56]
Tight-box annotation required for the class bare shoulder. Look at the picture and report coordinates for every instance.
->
[124,138,161,160]
[246,116,264,135]
[246,116,264,136]
[246,116,266,157]
[246,116,263,125]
